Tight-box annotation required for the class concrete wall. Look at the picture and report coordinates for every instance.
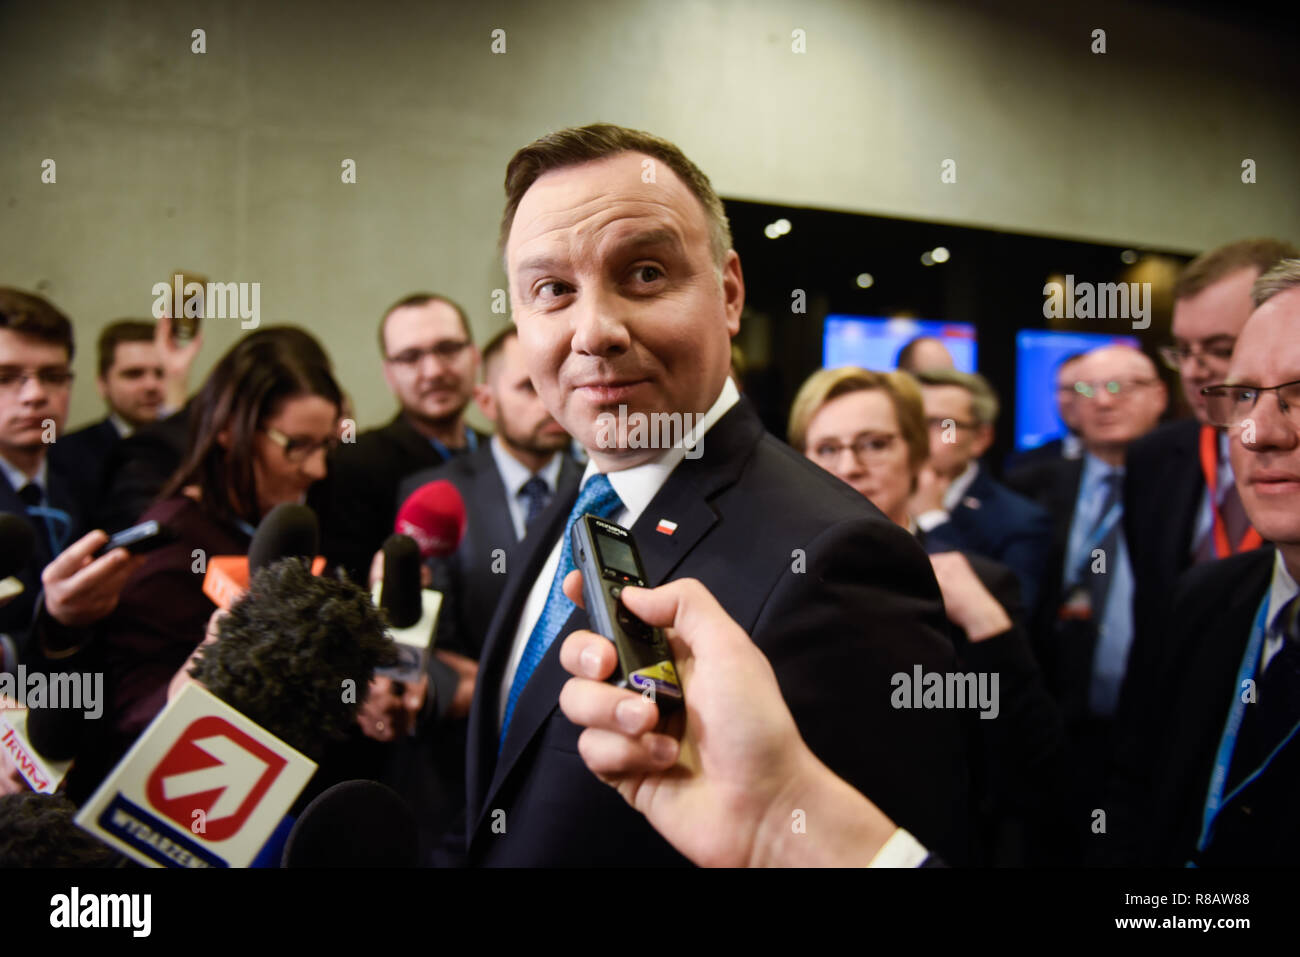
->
[2,0,1296,429]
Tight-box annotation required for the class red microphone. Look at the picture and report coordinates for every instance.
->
[394,481,467,559]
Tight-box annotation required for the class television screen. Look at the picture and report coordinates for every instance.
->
[1014,329,1141,451]
[823,315,978,374]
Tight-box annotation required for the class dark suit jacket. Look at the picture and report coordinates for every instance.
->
[94,405,190,533]
[50,417,120,515]
[1106,547,1295,866]
[1003,436,1064,477]
[921,468,1053,614]
[322,413,485,584]
[397,442,582,660]
[388,442,579,860]
[1122,419,1205,659]
[0,464,85,664]
[454,398,969,867]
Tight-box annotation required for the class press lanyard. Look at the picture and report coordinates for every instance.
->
[429,429,477,461]
[27,504,72,558]
[1066,499,1121,588]
[1194,594,1298,859]
[1200,425,1263,558]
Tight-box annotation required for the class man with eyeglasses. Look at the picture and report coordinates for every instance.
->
[325,293,485,584]
[1106,259,1300,866]
[909,369,1052,614]
[1123,240,1297,672]
[1020,344,1166,861]
[0,289,145,676]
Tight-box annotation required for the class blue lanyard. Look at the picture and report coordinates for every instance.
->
[429,428,477,461]
[26,504,72,558]
[1066,501,1121,587]
[1193,594,1299,859]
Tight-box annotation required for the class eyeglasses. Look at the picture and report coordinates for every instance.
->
[1072,378,1158,399]
[0,367,75,392]
[1158,339,1235,372]
[263,426,340,463]
[809,433,900,465]
[385,340,472,367]
[1201,379,1300,430]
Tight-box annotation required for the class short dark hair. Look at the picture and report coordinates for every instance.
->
[480,325,517,379]
[499,123,732,266]
[0,287,74,360]
[160,327,342,529]
[1174,238,1300,301]
[190,557,397,760]
[377,293,471,355]
[97,319,156,377]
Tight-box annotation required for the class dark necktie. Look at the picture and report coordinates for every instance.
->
[1228,596,1300,790]
[17,483,41,507]
[518,476,552,533]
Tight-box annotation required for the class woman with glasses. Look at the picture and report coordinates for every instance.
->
[789,366,1066,865]
[69,330,344,798]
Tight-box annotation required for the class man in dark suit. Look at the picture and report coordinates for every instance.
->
[1003,351,1086,485]
[442,124,968,868]
[909,368,1052,613]
[0,289,142,673]
[1016,345,1166,860]
[1121,239,1297,696]
[384,326,579,856]
[324,294,484,583]
[1107,259,1300,866]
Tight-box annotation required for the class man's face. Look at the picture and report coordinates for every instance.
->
[1170,267,1257,423]
[381,300,479,426]
[1073,347,1166,450]
[920,384,987,476]
[505,152,743,469]
[476,334,571,459]
[99,340,165,427]
[0,329,71,460]
[1226,287,1300,550]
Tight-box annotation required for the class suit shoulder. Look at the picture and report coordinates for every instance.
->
[1128,418,1200,463]
[1172,548,1274,612]
[747,433,891,525]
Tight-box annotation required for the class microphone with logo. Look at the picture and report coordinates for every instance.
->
[202,503,324,610]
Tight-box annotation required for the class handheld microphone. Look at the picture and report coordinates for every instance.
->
[0,513,36,602]
[202,504,325,609]
[394,480,467,560]
[373,534,443,684]
[281,780,419,867]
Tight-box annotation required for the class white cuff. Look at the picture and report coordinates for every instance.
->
[867,828,930,868]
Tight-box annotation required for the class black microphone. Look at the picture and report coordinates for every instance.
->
[248,503,319,574]
[379,534,422,629]
[281,780,419,867]
[25,700,91,763]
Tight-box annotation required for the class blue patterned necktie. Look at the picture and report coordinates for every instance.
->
[518,476,552,532]
[500,474,623,747]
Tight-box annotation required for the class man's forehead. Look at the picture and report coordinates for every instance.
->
[507,153,702,263]
[1083,347,1151,377]
[386,301,463,343]
[1228,289,1300,381]
[0,329,67,363]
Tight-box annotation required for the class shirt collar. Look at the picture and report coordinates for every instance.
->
[0,453,47,496]
[490,433,563,497]
[942,461,980,512]
[1267,549,1300,636]
[1081,451,1123,488]
[580,376,741,526]
[108,412,135,438]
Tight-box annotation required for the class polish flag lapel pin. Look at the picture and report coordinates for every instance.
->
[655,518,678,536]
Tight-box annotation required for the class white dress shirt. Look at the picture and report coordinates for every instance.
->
[497,378,741,730]
[0,452,46,498]
[488,435,564,542]
[1262,549,1299,671]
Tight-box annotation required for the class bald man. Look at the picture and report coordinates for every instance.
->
[1020,345,1165,861]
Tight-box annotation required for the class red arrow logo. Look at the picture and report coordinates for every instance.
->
[145,716,288,842]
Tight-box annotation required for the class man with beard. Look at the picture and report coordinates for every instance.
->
[385,327,579,856]
[325,294,484,583]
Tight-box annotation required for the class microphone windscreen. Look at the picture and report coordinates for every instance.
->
[380,534,422,629]
[248,504,319,574]
[0,514,36,579]
[394,480,467,560]
[25,703,88,763]
[281,780,419,868]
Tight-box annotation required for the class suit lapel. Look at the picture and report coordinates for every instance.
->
[468,399,765,836]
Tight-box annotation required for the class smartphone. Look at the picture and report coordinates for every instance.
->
[570,514,683,718]
[94,520,175,558]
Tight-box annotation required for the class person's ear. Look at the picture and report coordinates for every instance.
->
[971,424,995,457]
[95,375,109,402]
[721,250,744,337]
[473,382,497,423]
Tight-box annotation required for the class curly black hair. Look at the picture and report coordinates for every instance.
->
[189,558,397,759]
[0,791,122,867]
